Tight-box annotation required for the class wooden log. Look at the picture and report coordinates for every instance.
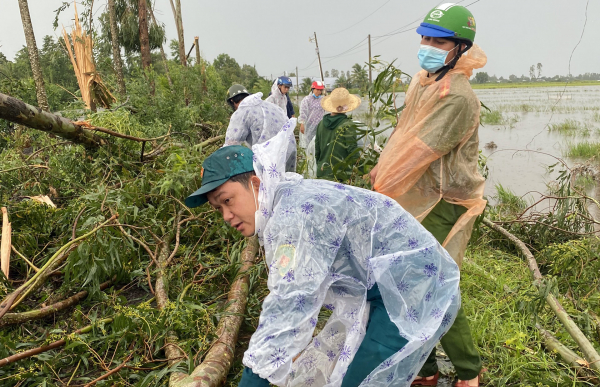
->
[171,236,259,387]
[0,92,106,148]
[0,208,10,279]
[482,218,600,371]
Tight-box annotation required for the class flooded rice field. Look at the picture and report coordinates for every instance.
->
[357,85,600,211]
[476,86,600,203]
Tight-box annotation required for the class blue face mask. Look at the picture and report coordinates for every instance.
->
[312,93,323,99]
[417,44,454,74]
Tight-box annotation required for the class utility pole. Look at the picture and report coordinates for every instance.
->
[296,66,299,105]
[368,34,372,85]
[310,32,325,83]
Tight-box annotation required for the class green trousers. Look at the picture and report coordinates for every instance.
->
[418,199,482,380]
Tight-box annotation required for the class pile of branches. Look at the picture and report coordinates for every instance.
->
[0,89,269,386]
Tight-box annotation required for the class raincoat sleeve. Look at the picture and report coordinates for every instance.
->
[224,109,251,146]
[242,198,342,383]
[286,95,295,118]
[375,92,474,195]
[299,97,308,124]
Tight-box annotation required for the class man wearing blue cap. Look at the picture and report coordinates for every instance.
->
[185,126,461,387]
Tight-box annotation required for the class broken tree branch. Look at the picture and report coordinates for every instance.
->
[0,317,114,367]
[482,217,600,371]
[0,92,106,147]
[0,278,113,327]
[171,236,259,387]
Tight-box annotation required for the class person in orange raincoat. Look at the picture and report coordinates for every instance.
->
[370,3,487,387]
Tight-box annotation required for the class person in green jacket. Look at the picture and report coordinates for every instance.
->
[315,88,361,181]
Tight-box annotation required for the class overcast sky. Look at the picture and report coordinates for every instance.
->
[1,0,599,80]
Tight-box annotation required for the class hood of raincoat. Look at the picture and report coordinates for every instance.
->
[321,113,348,130]
[239,92,263,108]
[266,80,288,112]
[252,118,300,242]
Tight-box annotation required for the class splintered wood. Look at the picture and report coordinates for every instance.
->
[1,208,11,279]
[62,1,115,110]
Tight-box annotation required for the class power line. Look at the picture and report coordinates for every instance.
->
[326,0,394,36]
[322,38,368,59]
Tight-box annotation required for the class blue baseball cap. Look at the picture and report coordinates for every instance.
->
[185,145,255,208]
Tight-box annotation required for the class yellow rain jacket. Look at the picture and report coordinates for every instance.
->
[374,44,487,268]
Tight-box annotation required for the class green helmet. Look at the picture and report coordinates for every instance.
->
[416,3,476,44]
[227,84,249,101]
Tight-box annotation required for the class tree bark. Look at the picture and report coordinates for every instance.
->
[17,0,49,112]
[171,236,259,387]
[169,0,186,67]
[194,37,200,66]
[138,0,152,70]
[108,0,126,96]
[0,92,106,147]
[148,3,174,89]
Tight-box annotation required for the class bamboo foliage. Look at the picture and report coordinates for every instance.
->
[62,2,115,110]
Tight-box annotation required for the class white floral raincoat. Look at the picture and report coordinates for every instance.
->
[243,124,461,387]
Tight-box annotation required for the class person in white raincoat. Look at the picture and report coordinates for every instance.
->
[299,81,327,178]
[266,76,293,114]
[224,84,296,171]
[184,123,460,387]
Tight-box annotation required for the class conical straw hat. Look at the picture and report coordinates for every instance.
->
[320,88,361,113]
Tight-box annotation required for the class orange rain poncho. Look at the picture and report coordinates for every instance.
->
[374,44,488,268]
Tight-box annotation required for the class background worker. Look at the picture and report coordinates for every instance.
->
[298,80,326,178]
[184,126,461,387]
[315,87,361,181]
[370,4,487,387]
[266,76,295,118]
[224,84,296,171]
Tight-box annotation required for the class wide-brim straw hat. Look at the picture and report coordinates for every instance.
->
[321,88,361,113]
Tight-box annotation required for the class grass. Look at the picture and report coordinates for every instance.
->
[480,110,520,127]
[548,119,591,136]
[461,246,594,386]
[566,141,600,159]
[471,81,600,90]
[591,112,600,123]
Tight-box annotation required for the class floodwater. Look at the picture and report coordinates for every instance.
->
[356,86,600,215]
[476,86,600,202]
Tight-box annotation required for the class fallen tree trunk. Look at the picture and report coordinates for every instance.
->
[0,278,113,327]
[482,217,600,372]
[0,92,106,147]
[171,236,259,387]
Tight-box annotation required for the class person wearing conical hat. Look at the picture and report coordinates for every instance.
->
[370,3,487,386]
[314,88,362,181]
